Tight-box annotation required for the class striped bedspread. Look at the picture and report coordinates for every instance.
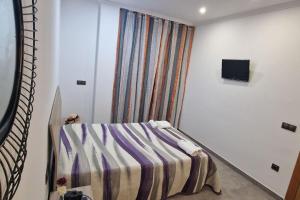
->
[57,123,221,200]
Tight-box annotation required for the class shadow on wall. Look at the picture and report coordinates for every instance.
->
[216,63,264,87]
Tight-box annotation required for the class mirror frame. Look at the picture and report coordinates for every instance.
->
[0,0,37,199]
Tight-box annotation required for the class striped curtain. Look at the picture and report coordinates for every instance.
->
[111,9,195,127]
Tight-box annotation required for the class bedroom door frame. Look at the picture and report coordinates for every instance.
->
[285,152,300,200]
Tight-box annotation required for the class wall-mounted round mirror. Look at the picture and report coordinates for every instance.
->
[0,0,21,145]
[0,0,37,199]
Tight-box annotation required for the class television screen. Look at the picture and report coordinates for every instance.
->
[222,59,250,82]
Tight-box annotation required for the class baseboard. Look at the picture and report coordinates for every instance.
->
[178,128,283,200]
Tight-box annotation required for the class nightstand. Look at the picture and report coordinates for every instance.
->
[50,186,94,200]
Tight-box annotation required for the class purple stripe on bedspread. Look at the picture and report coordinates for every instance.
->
[164,128,181,140]
[122,124,145,148]
[102,154,112,200]
[101,124,107,144]
[140,123,152,141]
[81,124,87,145]
[108,125,154,200]
[127,123,173,198]
[71,154,80,187]
[182,156,201,193]
[145,124,201,194]
[60,127,72,158]
[155,152,169,199]
[204,154,217,183]
[144,124,178,150]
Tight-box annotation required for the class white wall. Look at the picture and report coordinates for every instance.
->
[60,0,99,123]
[93,4,120,123]
[59,1,120,124]
[14,0,60,199]
[181,6,300,198]
[60,2,193,124]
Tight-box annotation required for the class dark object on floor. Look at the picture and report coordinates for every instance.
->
[64,191,83,200]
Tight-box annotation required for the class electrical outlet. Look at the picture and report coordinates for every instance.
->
[271,163,280,172]
[281,122,297,132]
[76,80,86,85]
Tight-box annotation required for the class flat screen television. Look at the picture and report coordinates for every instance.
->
[222,59,250,82]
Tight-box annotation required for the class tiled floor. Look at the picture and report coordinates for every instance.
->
[169,156,279,200]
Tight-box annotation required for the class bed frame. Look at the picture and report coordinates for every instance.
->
[48,87,63,194]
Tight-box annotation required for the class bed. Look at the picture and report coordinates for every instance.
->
[48,88,221,200]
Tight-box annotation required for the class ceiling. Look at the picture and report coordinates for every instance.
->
[105,0,299,24]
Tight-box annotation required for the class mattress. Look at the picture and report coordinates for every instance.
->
[57,123,221,200]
